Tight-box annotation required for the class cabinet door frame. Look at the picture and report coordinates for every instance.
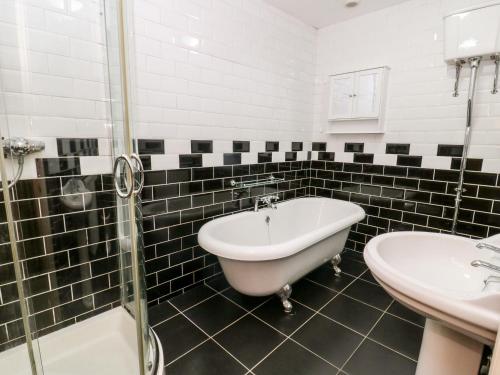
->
[327,72,355,120]
[352,68,383,119]
[327,66,387,121]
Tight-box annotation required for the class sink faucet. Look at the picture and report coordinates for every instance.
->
[471,260,500,273]
[254,194,279,212]
[476,242,500,254]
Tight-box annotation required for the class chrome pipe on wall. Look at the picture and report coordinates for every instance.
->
[451,57,481,235]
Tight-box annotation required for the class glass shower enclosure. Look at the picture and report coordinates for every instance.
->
[0,0,160,374]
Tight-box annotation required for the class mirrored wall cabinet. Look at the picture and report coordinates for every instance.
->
[327,66,389,134]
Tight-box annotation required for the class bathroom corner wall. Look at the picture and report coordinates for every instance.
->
[0,0,119,352]
[310,0,500,255]
[313,0,500,173]
[132,0,318,304]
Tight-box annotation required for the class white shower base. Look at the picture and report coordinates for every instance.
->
[0,307,163,375]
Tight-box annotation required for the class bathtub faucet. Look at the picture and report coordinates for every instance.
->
[254,194,279,212]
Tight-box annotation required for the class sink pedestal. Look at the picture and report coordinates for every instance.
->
[416,319,483,375]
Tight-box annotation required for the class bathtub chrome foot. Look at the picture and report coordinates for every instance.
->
[277,284,293,313]
[331,254,342,276]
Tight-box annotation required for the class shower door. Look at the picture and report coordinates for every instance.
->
[104,0,152,373]
[0,0,152,374]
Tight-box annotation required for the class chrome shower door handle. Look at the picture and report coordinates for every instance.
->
[113,154,134,199]
[130,153,145,195]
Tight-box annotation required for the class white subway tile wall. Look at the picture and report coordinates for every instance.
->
[0,0,110,179]
[2,0,500,176]
[313,0,500,173]
[133,0,317,144]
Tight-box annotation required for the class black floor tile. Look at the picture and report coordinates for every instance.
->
[320,294,383,334]
[154,314,207,363]
[215,315,286,368]
[306,265,356,292]
[169,285,215,311]
[185,295,246,335]
[388,301,426,327]
[253,298,314,335]
[253,340,337,375]
[369,314,423,360]
[205,274,230,291]
[359,270,378,284]
[339,258,367,277]
[166,339,247,375]
[148,301,178,326]
[222,288,270,311]
[343,340,417,375]
[343,279,393,310]
[292,314,363,367]
[291,279,337,310]
[341,250,365,263]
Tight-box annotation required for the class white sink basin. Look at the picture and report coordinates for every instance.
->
[364,231,500,375]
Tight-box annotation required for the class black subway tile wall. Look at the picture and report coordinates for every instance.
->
[191,140,213,154]
[138,139,165,155]
[386,143,410,155]
[233,141,250,153]
[0,171,121,352]
[57,138,99,157]
[309,161,500,254]
[437,144,464,157]
[142,160,310,305]
[345,143,364,153]
[2,136,499,355]
[265,141,279,152]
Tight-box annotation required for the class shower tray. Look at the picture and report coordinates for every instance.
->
[0,307,163,375]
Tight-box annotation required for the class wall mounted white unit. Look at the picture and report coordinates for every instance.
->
[444,2,500,62]
[327,67,389,134]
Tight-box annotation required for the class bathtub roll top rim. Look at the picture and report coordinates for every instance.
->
[198,197,365,262]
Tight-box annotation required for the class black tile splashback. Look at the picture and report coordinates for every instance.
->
[309,160,500,255]
[0,172,121,352]
[179,154,202,168]
[223,153,241,165]
[318,152,335,161]
[142,160,310,305]
[437,144,464,157]
[191,140,213,154]
[36,158,81,178]
[3,137,500,354]
[451,158,483,171]
[353,153,374,164]
[397,155,422,167]
[285,152,297,161]
[312,142,327,152]
[138,139,165,155]
[265,142,279,152]
[57,138,98,157]
[345,143,364,153]
[258,153,272,163]
[233,141,250,153]
[386,144,410,155]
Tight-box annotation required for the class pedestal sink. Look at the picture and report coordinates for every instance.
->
[364,231,500,375]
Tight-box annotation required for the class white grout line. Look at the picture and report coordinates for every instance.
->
[337,300,398,375]
[159,266,421,373]
[305,269,425,329]
[164,294,253,372]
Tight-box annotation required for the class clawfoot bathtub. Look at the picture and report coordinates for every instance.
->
[198,197,365,312]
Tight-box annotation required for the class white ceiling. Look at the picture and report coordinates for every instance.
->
[264,0,412,29]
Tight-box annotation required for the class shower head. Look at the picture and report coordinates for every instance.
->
[3,137,45,158]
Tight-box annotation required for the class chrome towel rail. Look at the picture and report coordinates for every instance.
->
[229,175,284,189]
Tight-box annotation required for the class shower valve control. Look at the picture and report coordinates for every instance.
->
[3,137,45,158]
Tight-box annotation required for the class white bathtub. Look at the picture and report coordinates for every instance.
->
[198,197,365,307]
